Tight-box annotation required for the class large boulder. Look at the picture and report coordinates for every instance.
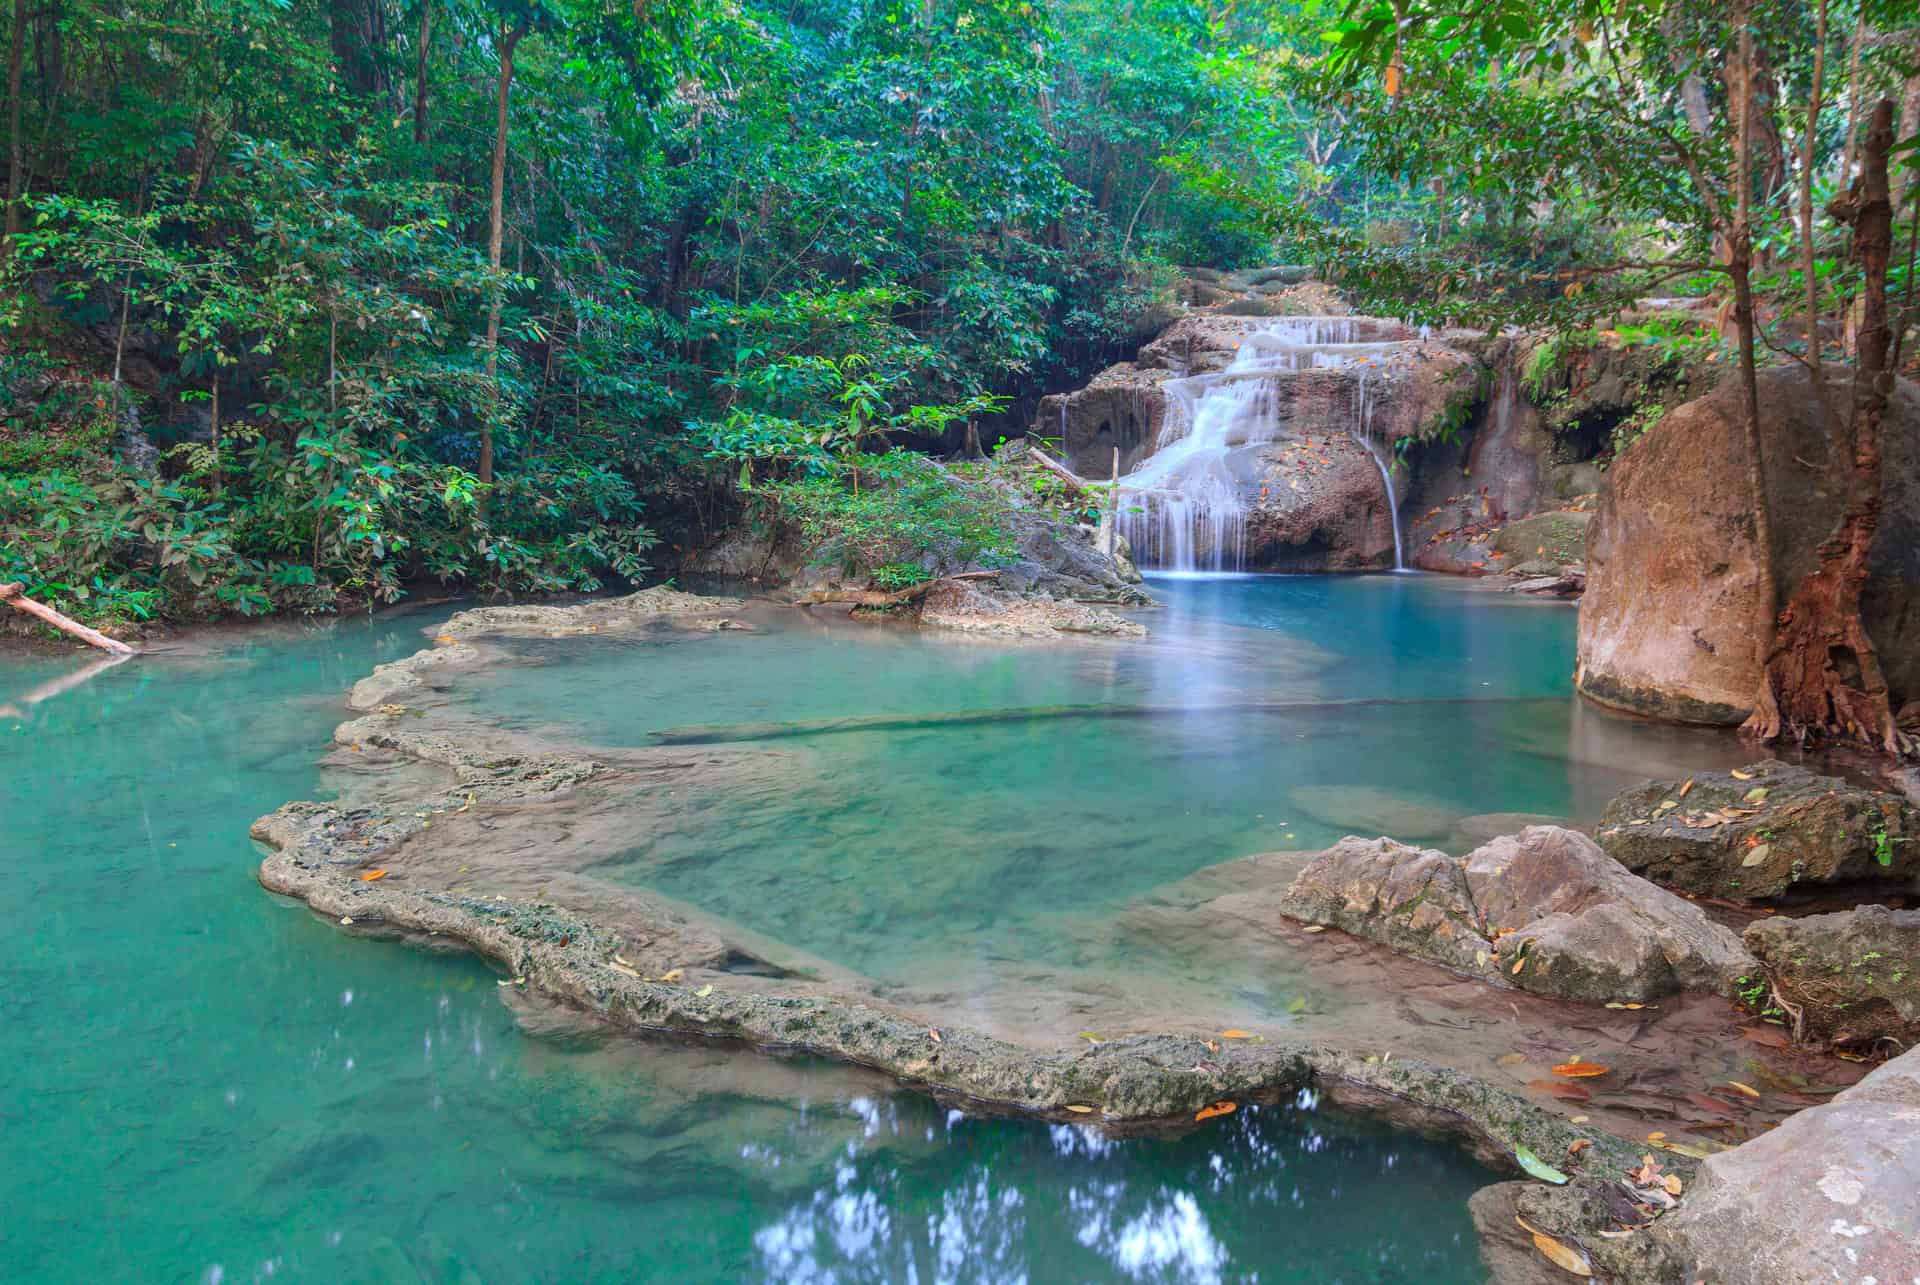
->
[1653,1044,1920,1283]
[1577,366,1920,724]
[1463,826,1754,1001]
[1745,905,1920,1047]
[1598,760,1920,901]
[1277,836,1490,974]
[1278,826,1754,1002]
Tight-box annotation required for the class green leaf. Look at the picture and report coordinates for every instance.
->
[1513,1145,1569,1185]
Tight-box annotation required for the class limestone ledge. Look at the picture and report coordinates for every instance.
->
[253,592,1637,1182]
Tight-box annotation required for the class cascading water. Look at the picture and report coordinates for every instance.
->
[1348,370,1406,571]
[1116,316,1410,573]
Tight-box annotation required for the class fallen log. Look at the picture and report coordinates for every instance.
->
[0,583,138,655]
[1026,446,1092,496]
[797,569,999,609]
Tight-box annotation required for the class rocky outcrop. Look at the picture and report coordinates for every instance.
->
[1463,827,1754,1000]
[1745,905,1920,1047]
[1577,366,1920,724]
[1651,1044,1920,1283]
[434,585,747,639]
[1039,300,1484,572]
[1598,760,1920,901]
[917,580,1147,640]
[1279,826,1754,1002]
[1278,837,1490,972]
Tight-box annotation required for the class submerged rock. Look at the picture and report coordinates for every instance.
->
[1286,784,1462,843]
[1597,760,1920,901]
[1652,1044,1920,1283]
[1744,905,1920,1047]
[1577,366,1920,725]
[1279,826,1753,1002]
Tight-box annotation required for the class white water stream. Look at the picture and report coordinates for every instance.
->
[1116,316,1410,572]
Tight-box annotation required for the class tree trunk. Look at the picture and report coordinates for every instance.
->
[479,18,528,502]
[1746,99,1905,754]
[413,0,433,144]
[1797,0,1829,382]
[5,0,25,246]
[1727,2,1780,688]
[329,0,391,102]
[208,372,223,496]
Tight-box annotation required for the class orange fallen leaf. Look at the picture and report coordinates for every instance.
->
[1194,1101,1237,1123]
[1531,1231,1592,1277]
[1551,1062,1611,1078]
[1221,1029,1252,1039]
[361,869,389,882]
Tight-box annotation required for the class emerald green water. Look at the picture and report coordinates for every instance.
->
[2,596,1513,1283]
[464,574,1749,1004]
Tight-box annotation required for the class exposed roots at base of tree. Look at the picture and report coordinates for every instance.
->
[1743,566,1914,757]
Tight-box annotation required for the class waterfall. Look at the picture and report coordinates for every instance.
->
[1115,316,1407,573]
[1348,371,1405,571]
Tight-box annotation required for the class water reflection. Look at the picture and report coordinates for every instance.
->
[744,1094,1487,1284]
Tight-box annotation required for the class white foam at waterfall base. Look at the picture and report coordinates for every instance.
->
[1117,316,1408,572]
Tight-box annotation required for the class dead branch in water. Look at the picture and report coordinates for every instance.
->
[0,583,138,655]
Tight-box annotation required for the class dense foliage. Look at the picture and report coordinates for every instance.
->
[0,0,1344,623]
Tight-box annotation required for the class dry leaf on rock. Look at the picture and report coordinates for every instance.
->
[1531,1231,1592,1277]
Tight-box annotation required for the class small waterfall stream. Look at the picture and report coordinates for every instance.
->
[1115,316,1409,573]
[1348,371,1405,571]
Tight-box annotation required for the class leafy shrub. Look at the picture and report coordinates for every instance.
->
[766,451,1015,579]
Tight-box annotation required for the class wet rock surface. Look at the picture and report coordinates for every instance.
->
[1651,1044,1920,1284]
[1280,826,1753,1002]
[1598,759,1920,901]
[1745,905,1920,1047]
[1577,367,1920,725]
[916,581,1147,639]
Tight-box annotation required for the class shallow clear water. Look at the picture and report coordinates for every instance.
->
[464,574,1747,999]
[1,601,1500,1283]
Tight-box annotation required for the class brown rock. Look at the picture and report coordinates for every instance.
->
[1280,826,1754,1002]
[1744,905,1920,1046]
[1278,836,1492,975]
[1577,366,1920,724]
[1464,826,1754,1000]
[1597,759,1920,901]
[1653,1044,1920,1284]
